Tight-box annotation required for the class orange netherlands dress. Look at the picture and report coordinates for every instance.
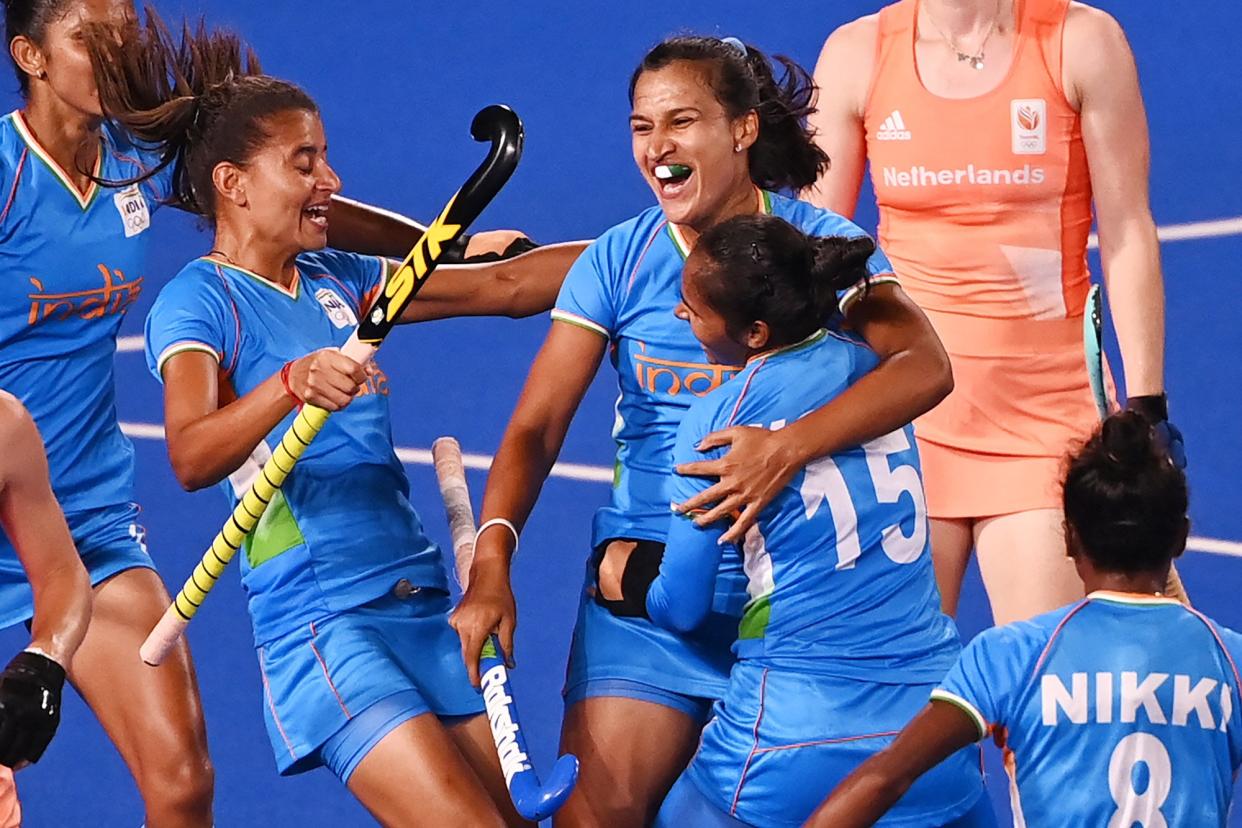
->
[864,0,1107,519]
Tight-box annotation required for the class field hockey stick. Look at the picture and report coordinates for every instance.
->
[1084,285,1191,605]
[432,437,580,822]
[139,106,524,666]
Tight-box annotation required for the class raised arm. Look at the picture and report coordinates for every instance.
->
[0,393,91,767]
[395,242,588,323]
[803,701,982,827]
[1066,6,1164,400]
[677,283,951,542]
[160,348,366,491]
[328,194,529,261]
[449,321,606,684]
[803,16,877,217]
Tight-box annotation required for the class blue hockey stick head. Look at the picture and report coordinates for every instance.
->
[479,635,580,821]
[509,753,580,821]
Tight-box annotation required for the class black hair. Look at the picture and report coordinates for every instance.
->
[83,7,316,218]
[629,36,829,193]
[692,214,874,348]
[1063,411,1189,574]
[3,0,78,96]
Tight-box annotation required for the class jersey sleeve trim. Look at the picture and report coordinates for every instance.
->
[839,273,902,315]
[0,147,27,230]
[930,689,989,740]
[550,309,609,339]
[156,341,221,376]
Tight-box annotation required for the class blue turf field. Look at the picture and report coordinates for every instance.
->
[1,0,1240,824]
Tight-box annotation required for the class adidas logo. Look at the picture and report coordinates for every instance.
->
[876,110,912,141]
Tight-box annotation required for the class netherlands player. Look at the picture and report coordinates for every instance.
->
[0,392,93,825]
[599,214,990,827]
[85,15,584,827]
[451,36,954,825]
[804,0,1178,624]
[806,411,1234,827]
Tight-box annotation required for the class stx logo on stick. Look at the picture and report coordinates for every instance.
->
[381,195,462,322]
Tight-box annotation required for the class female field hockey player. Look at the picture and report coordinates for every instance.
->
[600,214,991,828]
[801,0,1179,624]
[452,36,954,826]
[0,392,93,825]
[86,14,583,828]
[807,411,1237,827]
[3,0,545,823]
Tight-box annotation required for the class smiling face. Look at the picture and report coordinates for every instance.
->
[630,61,758,234]
[214,109,340,255]
[13,0,134,115]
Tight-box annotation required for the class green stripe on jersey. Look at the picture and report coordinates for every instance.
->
[244,490,306,568]
[738,594,772,640]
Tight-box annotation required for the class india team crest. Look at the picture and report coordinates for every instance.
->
[113,184,151,238]
[1010,99,1047,155]
[315,288,358,329]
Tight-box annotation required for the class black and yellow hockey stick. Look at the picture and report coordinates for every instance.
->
[141,105,524,665]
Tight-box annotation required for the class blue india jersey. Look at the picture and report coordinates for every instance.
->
[0,111,172,512]
[145,251,447,642]
[550,189,896,551]
[935,592,1242,826]
[649,329,961,683]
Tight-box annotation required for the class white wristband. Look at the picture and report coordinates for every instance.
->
[475,518,519,552]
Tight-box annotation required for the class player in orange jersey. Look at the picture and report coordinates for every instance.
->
[790,0,1177,625]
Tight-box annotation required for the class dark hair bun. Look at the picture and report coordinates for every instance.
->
[1097,410,1161,474]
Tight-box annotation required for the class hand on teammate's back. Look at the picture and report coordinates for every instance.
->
[0,650,66,768]
[286,348,368,411]
[459,230,539,263]
[674,425,803,544]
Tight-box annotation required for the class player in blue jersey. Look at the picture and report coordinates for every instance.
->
[593,213,991,827]
[806,410,1239,827]
[88,18,583,827]
[452,35,955,825]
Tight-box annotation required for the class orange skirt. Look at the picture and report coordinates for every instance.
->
[915,311,1113,520]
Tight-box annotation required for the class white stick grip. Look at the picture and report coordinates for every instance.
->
[432,437,477,589]
[339,334,378,365]
[140,605,190,666]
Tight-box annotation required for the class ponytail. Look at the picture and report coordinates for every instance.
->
[694,214,874,347]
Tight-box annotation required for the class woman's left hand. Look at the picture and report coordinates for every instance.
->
[674,425,804,545]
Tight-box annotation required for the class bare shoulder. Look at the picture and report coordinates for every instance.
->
[1063,3,1138,102]
[0,391,34,440]
[815,13,882,110]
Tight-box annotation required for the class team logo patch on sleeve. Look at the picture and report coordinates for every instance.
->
[1010,99,1047,155]
[113,185,151,238]
[315,288,358,328]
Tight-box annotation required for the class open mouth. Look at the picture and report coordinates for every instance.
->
[654,163,693,198]
[303,203,329,230]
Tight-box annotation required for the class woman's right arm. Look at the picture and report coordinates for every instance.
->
[450,321,607,685]
[161,349,367,491]
[803,16,877,218]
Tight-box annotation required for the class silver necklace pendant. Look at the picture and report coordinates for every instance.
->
[956,51,985,70]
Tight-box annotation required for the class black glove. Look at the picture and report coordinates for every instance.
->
[1126,394,1186,469]
[441,234,540,264]
[0,650,66,767]
[593,540,665,619]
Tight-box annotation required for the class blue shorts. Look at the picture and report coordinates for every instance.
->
[0,502,153,630]
[655,773,997,828]
[685,662,986,827]
[563,555,736,721]
[256,588,484,775]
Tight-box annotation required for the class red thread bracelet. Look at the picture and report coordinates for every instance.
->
[279,361,303,406]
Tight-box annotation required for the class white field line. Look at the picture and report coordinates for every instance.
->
[118,421,1237,558]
